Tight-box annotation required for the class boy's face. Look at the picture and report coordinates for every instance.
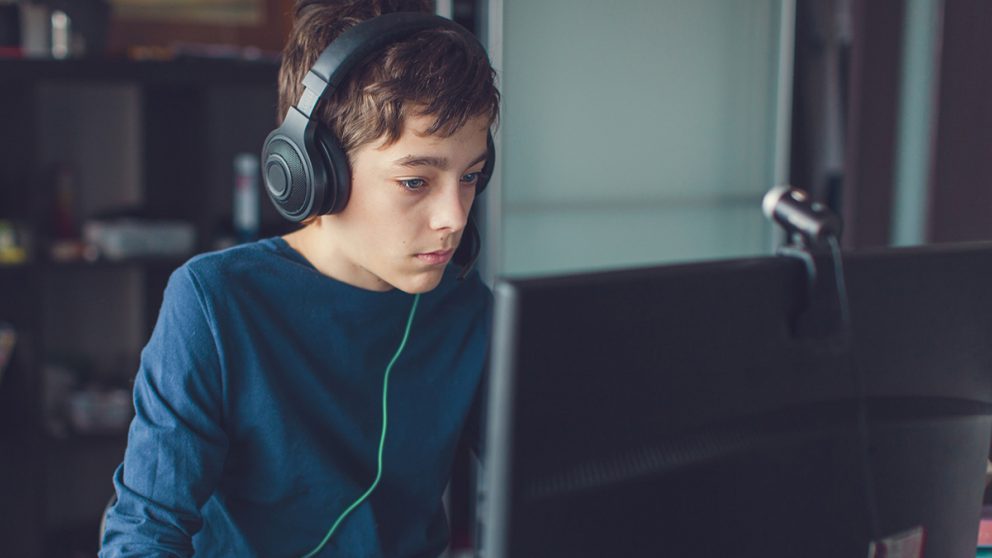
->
[311,112,491,293]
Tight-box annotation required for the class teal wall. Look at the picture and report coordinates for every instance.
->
[489,0,790,277]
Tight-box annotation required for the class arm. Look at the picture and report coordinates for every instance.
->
[99,266,229,557]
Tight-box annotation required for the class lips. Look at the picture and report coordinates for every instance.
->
[416,249,454,265]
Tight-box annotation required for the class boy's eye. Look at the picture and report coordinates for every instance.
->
[461,172,481,185]
[399,178,426,191]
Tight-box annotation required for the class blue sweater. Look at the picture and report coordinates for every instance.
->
[99,237,491,557]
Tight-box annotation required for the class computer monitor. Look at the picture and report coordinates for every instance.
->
[481,242,992,558]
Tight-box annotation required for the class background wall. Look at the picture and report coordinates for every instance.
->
[484,0,793,278]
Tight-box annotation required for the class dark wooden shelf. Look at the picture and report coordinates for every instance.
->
[0,56,280,85]
[2,257,187,273]
[0,51,279,557]
[0,262,34,271]
[46,431,129,449]
[42,257,188,270]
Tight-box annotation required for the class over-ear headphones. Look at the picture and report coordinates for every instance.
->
[261,12,495,230]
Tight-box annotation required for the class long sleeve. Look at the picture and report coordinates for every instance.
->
[99,266,229,557]
[99,238,490,556]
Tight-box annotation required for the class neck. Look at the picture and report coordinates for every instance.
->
[283,222,394,292]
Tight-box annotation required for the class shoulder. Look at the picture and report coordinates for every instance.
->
[182,238,288,285]
[156,239,305,324]
[176,238,312,299]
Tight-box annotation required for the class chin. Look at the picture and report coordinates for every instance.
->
[392,269,446,294]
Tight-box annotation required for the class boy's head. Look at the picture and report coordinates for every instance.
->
[273,0,500,294]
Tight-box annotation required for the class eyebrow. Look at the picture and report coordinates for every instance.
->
[392,151,489,170]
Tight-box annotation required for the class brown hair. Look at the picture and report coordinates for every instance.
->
[278,0,500,158]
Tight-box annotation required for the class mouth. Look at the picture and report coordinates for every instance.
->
[416,249,454,266]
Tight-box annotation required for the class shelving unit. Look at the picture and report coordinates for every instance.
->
[0,56,289,557]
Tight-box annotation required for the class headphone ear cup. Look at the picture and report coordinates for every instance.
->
[453,211,481,279]
[476,132,495,195]
[315,125,352,215]
[262,128,318,222]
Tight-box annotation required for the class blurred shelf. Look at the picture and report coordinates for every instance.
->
[0,263,34,271]
[42,257,188,270]
[45,431,129,449]
[1,258,187,273]
[0,56,279,86]
[0,50,278,555]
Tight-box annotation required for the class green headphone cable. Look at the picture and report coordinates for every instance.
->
[301,293,421,558]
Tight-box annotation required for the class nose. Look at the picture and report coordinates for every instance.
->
[429,179,473,233]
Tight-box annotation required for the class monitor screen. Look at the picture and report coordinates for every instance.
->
[481,242,992,558]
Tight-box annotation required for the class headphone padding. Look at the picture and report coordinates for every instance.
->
[453,210,480,269]
[476,132,495,195]
[314,125,352,215]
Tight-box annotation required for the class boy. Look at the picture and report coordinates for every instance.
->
[99,1,499,556]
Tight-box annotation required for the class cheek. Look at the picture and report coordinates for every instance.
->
[343,177,432,249]
[346,178,396,222]
[363,195,425,245]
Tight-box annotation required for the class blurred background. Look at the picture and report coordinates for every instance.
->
[0,0,988,556]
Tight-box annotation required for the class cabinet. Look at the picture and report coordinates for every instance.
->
[0,57,288,557]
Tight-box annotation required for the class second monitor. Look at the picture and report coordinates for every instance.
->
[482,242,992,558]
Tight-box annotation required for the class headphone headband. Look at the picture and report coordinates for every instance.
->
[296,13,477,119]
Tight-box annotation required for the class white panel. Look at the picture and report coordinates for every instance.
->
[503,205,772,276]
[502,0,776,205]
[497,0,785,276]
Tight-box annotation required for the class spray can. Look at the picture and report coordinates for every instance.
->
[233,153,260,243]
[50,9,70,59]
